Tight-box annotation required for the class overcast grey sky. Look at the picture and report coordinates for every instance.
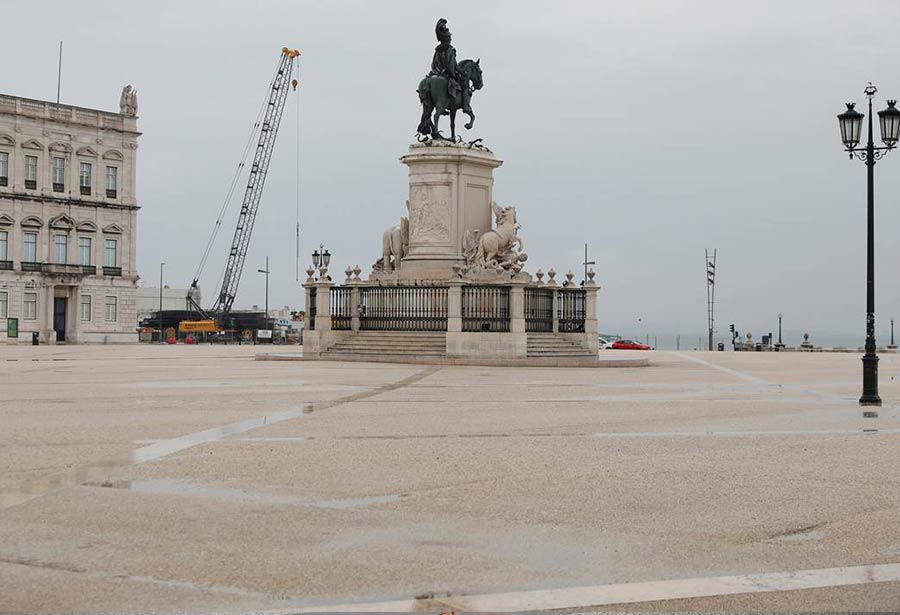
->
[5,0,900,342]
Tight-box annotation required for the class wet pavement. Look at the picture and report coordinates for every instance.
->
[1,344,900,612]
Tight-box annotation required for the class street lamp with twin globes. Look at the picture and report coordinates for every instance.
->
[836,83,900,410]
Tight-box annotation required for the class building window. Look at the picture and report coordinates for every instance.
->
[105,239,117,267]
[0,291,7,318]
[105,166,117,198]
[24,292,37,320]
[79,162,92,195]
[54,234,67,264]
[23,232,37,262]
[25,155,37,190]
[0,230,7,261]
[79,236,92,265]
[105,295,117,322]
[52,156,65,192]
[0,151,8,186]
[80,294,91,321]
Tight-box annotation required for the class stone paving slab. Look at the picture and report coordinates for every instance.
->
[1,345,900,612]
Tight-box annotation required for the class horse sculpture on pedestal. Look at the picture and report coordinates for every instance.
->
[417,59,483,141]
[459,202,527,278]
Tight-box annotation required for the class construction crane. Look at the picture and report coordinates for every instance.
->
[183,47,300,333]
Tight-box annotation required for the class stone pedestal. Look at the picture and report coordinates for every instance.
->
[398,142,503,280]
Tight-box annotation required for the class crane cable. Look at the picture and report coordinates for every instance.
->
[190,70,278,286]
[294,61,302,282]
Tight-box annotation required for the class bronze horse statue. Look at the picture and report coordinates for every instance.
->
[417,59,483,141]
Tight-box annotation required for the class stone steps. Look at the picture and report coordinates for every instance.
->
[526,333,593,357]
[323,332,447,359]
[320,331,595,360]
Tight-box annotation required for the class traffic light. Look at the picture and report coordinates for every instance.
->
[707,260,716,285]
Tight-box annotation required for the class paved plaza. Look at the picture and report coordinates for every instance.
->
[2,345,900,612]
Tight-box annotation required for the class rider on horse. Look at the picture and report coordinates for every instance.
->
[428,19,469,113]
[417,18,481,140]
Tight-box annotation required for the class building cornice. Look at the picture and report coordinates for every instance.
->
[0,192,140,211]
[0,94,141,137]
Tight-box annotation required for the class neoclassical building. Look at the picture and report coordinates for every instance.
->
[0,90,140,343]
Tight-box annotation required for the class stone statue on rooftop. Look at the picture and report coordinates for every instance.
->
[417,18,483,141]
[119,85,138,117]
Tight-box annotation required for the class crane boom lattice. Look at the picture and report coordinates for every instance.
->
[211,48,299,318]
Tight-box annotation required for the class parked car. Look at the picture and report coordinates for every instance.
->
[611,339,651,350]
[598,336,615,350]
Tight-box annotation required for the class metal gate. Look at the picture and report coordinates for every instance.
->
[558,289,586,333]
[462,286,510,332]
[330,287,352,330]
[359,286,448,331]
[524,287,553,332]
[308,287,316,331]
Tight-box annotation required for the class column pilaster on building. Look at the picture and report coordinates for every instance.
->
[509,280,526,334]
[71,285,82,343]
[551,288,559,333]
[314,275,333,333]
[43,285,55,344]
[583,277,600,354]
[447,281,463,333]
[350,285,361,332]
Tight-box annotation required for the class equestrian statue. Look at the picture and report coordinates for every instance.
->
[417,18,483,141]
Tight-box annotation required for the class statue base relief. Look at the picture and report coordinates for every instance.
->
[398,141,502,281]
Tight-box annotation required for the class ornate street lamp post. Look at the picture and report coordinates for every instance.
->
[837,83,900,408]
[311,243,331,272]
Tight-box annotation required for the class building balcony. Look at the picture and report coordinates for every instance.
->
[81,265,96,275]
[20,261,44,272]
[80,186,91,196]
[0,260,12,270]
[25,180,36,190]
[45,263,86,276]
[52,183,65,193]
[106,189,117,199]
[0,177,7,187]
[103,266,122,276]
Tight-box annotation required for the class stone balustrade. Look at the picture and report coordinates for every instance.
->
[301,267,599,359]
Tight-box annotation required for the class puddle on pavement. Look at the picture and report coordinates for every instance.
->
[313,494,402,509]
[82,478,403,510]
[768,525,826,543]
[774,528,824,542]
[132,406,311,464]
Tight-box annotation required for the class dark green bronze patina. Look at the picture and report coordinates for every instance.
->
[417,18,483,141]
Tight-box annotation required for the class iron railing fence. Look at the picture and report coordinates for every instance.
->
[524,287,553,332]
[359,286,448,331]
[558,289,586,333]
[329,287,352,330]
[462,286,510,332]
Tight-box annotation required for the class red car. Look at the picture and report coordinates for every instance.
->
[611,339,651,350]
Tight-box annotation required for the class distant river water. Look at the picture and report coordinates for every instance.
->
[603,332,888,351]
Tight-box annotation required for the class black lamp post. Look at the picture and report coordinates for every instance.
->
[257,256,270,330]
[159,262,165,343]
[777,313,783,347]
[837,83,900,408]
